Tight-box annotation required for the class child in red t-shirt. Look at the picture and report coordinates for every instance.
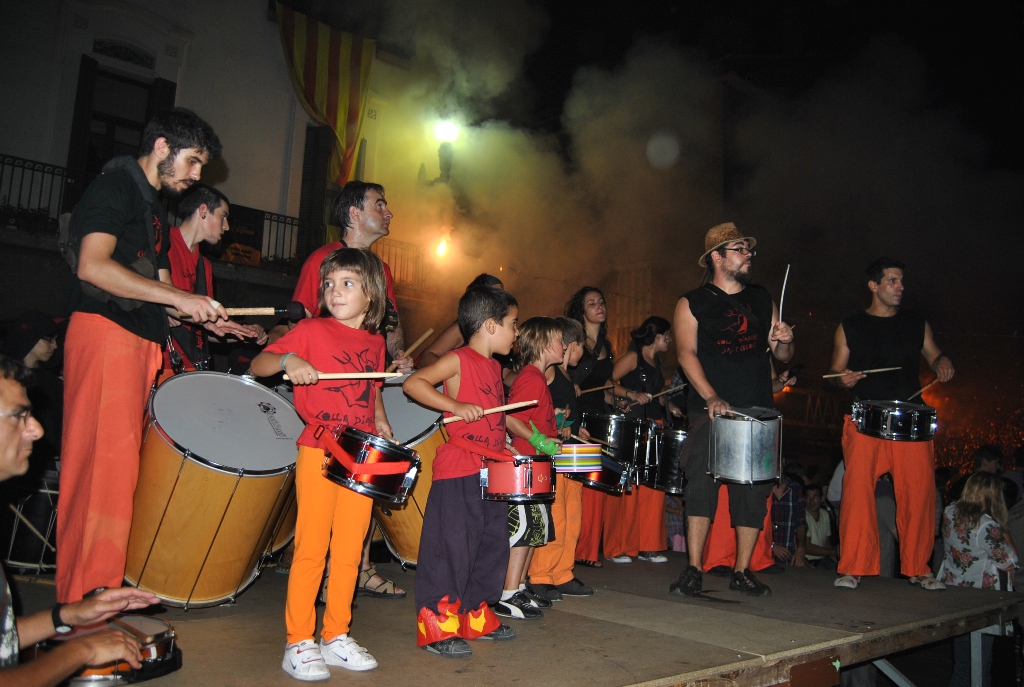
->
[403,286,520,658]
[252,248,392,681]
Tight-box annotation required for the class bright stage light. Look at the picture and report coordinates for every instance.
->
[436,236,450,257]
[434,121,460,143]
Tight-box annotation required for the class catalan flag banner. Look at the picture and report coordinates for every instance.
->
[276,2,374,186]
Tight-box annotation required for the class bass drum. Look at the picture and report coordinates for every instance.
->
[372,375,444,567]
[126,372,302,608]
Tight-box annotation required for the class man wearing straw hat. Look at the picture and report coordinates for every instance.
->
[829,258,954,591]
[669,223,794,598]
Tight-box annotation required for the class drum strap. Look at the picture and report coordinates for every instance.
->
[314,427,411,475]
[447,435,515,463]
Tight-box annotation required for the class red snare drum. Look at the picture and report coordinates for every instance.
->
[482,456,555,503]
[321,427,421,504]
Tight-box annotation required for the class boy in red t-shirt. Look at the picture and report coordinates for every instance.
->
[403,286,520,658]
[252,248,392,681]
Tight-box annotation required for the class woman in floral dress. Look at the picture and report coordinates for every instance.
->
[937,471,1018,686]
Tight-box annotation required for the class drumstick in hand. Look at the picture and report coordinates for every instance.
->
[578,384,613,396]
[386,328,435,373]
[282,372,404,381]
[821,366,901,379]
[627,384,688,409]
[908,378,940,401]
[571,434,617,449]
[443,401,538,425]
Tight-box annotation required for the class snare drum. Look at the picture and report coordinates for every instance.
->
[708,407,782,484]
[372,375,446,566]
[636,420,662,488]
[27,615,181,683]
[126,372,302,608]
[482,456,555,503]
[554,444,603,472]
[655,428,687,494]
[322,426,421,504]
[564,453,633,494]
[580,413,645,471]
[852,400,937,441]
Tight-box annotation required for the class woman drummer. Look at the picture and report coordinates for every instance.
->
[565,287,614,569]
[604,317,674,564]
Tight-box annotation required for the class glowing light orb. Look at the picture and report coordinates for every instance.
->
[646,130,680,170]
[434,121,460,143]
[436,237,450,257]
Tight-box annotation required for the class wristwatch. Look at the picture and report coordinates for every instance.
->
[51,603,74,635]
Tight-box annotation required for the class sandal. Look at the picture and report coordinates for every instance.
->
[575,558,604,568]
[909,573,946,591]
[356,566,406,598]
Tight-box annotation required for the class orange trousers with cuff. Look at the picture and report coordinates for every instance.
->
[702,485,774,572]
[529,475,583,585]
[57,313,162,603]
[285,445,372,644]
[838,416,935,577]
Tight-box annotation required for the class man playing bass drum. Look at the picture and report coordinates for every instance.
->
[829,258,954,590]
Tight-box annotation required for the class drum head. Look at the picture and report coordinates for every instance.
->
[381,375,441,446]
[115,616,173,642]
[151,372,303,473]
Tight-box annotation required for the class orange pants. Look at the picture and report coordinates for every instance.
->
[838,416,935,577]
[603,485,667,558]
[529,476,583,585]
[286,445,372,643]
[702,485,774,572]
[57,313,161,603]
[575,486,606,561]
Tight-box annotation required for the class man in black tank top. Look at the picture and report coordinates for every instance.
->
[669,223,794,599]
[828,258,954,591]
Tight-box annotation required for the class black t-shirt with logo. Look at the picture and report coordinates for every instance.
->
[842,309,926,401]
[683,283,774,415]
[67,156,171,344]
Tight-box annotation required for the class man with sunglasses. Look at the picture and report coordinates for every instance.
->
[669,223,794,598]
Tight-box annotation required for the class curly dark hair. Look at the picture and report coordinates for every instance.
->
[565,286,607,349]
[140,107,222,160]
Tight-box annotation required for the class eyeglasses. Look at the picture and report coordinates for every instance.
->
[42,336,58,345]
[724,247,756,257]
[0,408,32,424]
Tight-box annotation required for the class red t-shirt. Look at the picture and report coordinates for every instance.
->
[263,317,384,449]
[508,364,558,455]
[163,226,215,371]
[292,240,397,317]
[433,347,507,480]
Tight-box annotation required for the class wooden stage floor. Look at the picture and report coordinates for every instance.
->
[11,551,1021,686]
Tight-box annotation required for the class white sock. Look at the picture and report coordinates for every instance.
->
[501,589,517,601]
[518,583,527,592]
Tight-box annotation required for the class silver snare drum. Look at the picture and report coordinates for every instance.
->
[852,400,937,441]
[708,407,782,484]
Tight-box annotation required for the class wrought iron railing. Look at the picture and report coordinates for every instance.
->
[371,237,435,292]
[0,155,69,234]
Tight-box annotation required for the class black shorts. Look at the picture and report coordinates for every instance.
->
[682,414,773,529]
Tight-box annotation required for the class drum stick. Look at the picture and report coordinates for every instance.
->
[386,328,434,372]
[578,384,613,396]
[442,400,538,425]
[908,378,940,401]
[282,372,405,381]
[821,366,902,379]
[717,409,768,426]
[627,384,687,409]
[778,263,791,324]
[7,503,56,553]
[572,434,617,449]
[175,301,306,320]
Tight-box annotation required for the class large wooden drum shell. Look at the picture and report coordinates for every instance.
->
[125,426,292,607]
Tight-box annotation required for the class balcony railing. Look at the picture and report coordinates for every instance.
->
[0,155,69,234]
[371,237,435,293]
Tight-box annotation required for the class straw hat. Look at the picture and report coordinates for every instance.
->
[698,222,756,267]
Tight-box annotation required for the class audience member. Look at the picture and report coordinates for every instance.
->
[1002,447,1024,501]
[947,445,1003,502]
[666,494,685,553]
[771,474,807,567]
[803,484,837,569]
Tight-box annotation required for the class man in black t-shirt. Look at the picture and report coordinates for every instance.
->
[669,223,794,598]
[829,258,954,591]
[1,354,159,684]
[57,109,229,604]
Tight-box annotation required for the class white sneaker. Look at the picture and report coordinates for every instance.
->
[638,552,668,563]
[319,634,378,671]
[282,640,330,681]
[834,575,860,589]
[607,555,632,563]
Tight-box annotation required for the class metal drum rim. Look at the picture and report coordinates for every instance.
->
[340,426,420,461]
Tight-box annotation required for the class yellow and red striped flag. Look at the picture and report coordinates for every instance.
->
[276,2,375,186]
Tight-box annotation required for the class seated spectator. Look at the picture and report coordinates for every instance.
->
[937,471,1018,687]
[948,445,1004,502]
[1002,447,1024,502]
[803,484,837,569]
[771,474,807,566]
[0,354,160,685]
[665,494,685,553]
